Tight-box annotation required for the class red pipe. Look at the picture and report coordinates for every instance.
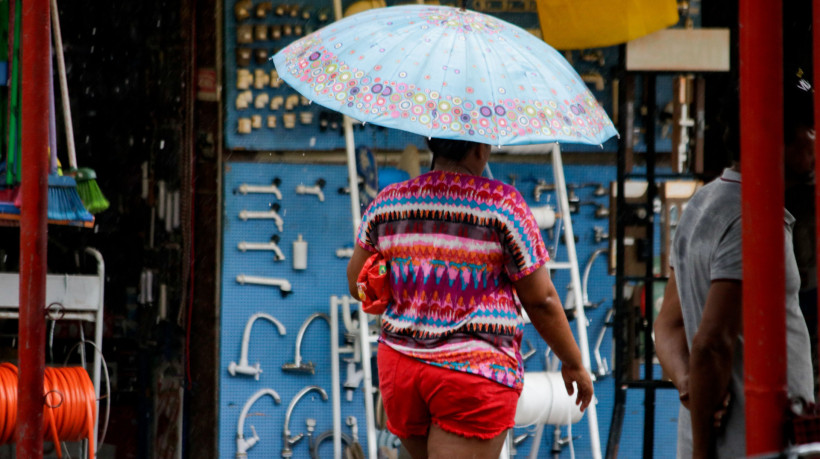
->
[17,0,50,456]
[740,0,787,455]
[813,0,820,402]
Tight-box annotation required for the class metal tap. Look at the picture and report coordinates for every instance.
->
[533,180,555,202]
[282,386,329,458]
[282,313,330,374]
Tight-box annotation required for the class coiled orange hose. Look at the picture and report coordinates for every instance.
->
[0,364,96,459]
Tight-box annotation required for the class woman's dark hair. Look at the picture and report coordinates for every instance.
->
[426,138,479,162]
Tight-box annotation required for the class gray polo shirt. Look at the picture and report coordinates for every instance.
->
[670,167,814,458]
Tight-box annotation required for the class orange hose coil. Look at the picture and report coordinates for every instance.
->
[0,364,96,459]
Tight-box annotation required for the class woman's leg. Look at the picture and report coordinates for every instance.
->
[427,425,508,459]
[400,435,429,459]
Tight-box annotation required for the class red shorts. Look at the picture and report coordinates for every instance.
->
[377,343,520,440]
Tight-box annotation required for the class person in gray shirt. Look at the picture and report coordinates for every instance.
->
[654,163,815,458]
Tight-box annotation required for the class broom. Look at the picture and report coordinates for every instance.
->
[51,0,108,214]
[47,27,92,224]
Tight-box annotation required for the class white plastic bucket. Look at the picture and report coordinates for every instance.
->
[514,371,585,426]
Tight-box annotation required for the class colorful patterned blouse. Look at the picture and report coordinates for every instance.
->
[356,170,548,389]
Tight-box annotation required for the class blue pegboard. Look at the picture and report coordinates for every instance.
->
[223,0,431,151]
[220,162,371,458]
[220,160,680,458]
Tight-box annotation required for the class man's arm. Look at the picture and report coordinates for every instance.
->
[514,266,594,411]
[689,280,741,459]
[654,269,691,408]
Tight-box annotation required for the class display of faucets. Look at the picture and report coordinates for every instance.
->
[295,178,326,202]
[229,313,287,380]
[237,177,283,200]
[535,181,604,206]
[236,388,281,457]
[282,385,329,458]
[239,203,284,232]
[282,313,330,374]
[238,234,286,261]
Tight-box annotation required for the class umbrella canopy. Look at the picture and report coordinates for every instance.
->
[272,4,618,147]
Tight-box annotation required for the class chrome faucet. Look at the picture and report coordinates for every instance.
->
[533,180,555,202]
[282,313,330,374]
[282,386,329,458]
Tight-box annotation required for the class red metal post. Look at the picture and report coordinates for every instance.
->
[740,0,788,455]
[17,0,50,456]
[813,0,820,402]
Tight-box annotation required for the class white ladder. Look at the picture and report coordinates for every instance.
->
[497,143,601,459]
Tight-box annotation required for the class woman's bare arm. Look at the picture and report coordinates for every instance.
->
[514,265,593,411]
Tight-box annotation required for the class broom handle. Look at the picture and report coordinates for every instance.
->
[50,0,77,171]
[48,30,58,175]
[5,0,18,185]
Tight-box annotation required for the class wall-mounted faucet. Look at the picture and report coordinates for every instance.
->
[335,246,354,258]
[575,201,609,218]
[520,339,536,362]
[593,226,609,244]
[236,274,293,297]
[237,234,286,261]
[236,388,281,457]
[283,313,330,374]
[594,308,615,378]
[582,248,609,309]
[295,178,326,202]
[229,312,286,380]
[282,386,329,458]
[239,203,284,232]
[237,177,283,200]
[533,180,555,202]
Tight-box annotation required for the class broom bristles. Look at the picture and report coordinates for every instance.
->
[75,167,109,214]
[48,174,94,222]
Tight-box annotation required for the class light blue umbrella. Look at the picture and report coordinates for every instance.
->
[272,4,617,147]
